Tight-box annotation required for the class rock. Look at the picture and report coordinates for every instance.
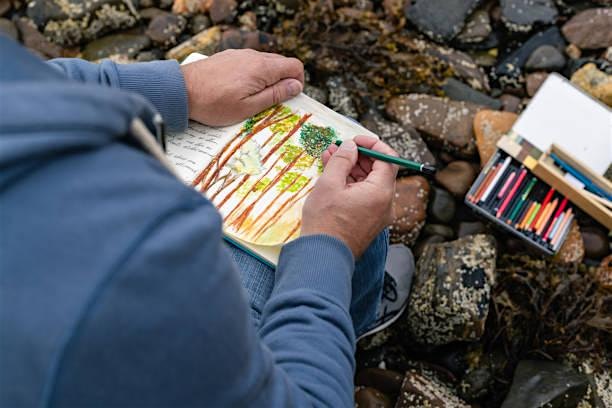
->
[386,94,484,157]
[525,44,566,71]
[456,10,492,44]
[190,14,211,34]
[562,8,612,50]
[166,25,221,61]
[389,176,430,247]
[0,17,17,40]
[355,368,404,397]
[428,187,456,224]
[500,0,558,33]
[499,94,522,113]
[239,10,257,31]
[15,17,63,59]
[442,78,501,110]
[0,0,10,16]
[457,221,487,237]
[405,234,497,346]
[526,71,548,96]
[501,360,589,408]
[571,63,612,106]
[209,0,237,24]
[404,0,480,42]
[27,0,118,26]
[136,49,165,61]
[354,386,392,407]
[172,0,204,14]
[553,220,585,264]
[434,161,477,197]
[395,368,470,407]
[218,28,275,51]
[473,110,518,165]
[422,224,455,240]
[581,226,610,259]
[325,76,358,119]
[82,33,151,61]
[414,235,447,259]
[139,7,168,20]
[595,254,612,289]
[303,84,328,105]
[565,43,582,60]
[493,26,565,89]
[360,110,436,168]
[146,13,186,47]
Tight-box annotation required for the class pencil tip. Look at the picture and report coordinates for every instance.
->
[422,165,437,176]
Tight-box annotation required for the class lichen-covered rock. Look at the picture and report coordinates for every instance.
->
[456,10,492,44]
[165,25,221,60]
[389,176,429,247]
[145,13,186,47]
[15,17,63,59]
[404,0,480,42]
[325,76,358,119]
[552,220,585,264]
[562,8,612,50]
[473,110,518,166]
[396,368,470,407]
[405,234,497,346]
[386,94,484,157]
[595,254,612,289]
[500,0,558,33]
[571,63,612,107]
[525,44,566,72]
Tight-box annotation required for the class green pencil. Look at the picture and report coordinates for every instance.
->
[333,140,436,175]
[507,177,538,223]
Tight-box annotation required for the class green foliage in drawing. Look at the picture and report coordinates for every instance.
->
[299,124,338,157]
[270,113,300,134]
[277,172,310,193]
[254,177,271,192]
[279,143,314,170]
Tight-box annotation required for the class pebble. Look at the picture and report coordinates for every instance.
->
[82,33,150,61]
[386,94,484,158]
[146,13,186,47]
[581,226,610,260]
[218,28,274,51]
[501,360,588,408]
[404,0,480,42]
[15,17,63,59]
[422,224,455,240]
[553,220,585,264]
[525,44,566,71]
[595,254,612,289]
[355,368,404,397]
[434,161,477,197]
[396,367,470,407]
[209,0,237,24]
[136,48,165,61]
[360,110,436,168]
[570,62,612,106]
[499,93,522,113]
[165,25,221,61]
[405,234,497,345]
[500,0,558,33]
[0,17,17,41]
[190,14,211,34]
[389,176,430,247]
[473,110,518,165]
[428,186,456,224]
[562,8,612,50]
[457,221,486,237]
[139,7,168,20]
[456,10,492,44]
[326,76,359,119]
[525,71,548,97]
[442,78,501,110]
[565,43,582,60]
[172,0,204,14]
[354,386,393,408]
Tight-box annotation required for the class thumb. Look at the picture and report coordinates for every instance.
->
[320,140,358,187]
[244,78,302,113]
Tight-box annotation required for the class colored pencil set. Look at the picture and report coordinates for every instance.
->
[466,151,574,253]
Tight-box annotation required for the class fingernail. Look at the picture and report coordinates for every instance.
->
[339,140,356,151]
[287,81,302,96]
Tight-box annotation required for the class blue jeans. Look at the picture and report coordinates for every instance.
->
[228,230,389,337]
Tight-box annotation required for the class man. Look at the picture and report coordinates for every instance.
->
[0,34,399,407]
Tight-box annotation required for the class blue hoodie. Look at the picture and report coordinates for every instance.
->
[0,36,357,407]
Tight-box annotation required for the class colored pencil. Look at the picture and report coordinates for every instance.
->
[536,198,558,236]
[501,172,529,218]
[553,212,574,251]
[508,177,538,223]
[550,153,612,201]
[546,212,564,242]
[524,203,541,230]
[496,169,527,218]
[471,164,498,203]
[518,201,537,229]
[529,187,555,230]
[533,201,552,233]
[514,200,532,227]
[543,198,568,240]
[497,171,516,199]
[480,156,511,203]
[551,209,572,249]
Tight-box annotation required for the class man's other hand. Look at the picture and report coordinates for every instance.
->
[301,136,399,258]
[181,49,304,126]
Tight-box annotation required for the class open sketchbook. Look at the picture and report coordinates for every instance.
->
[167,53,377,265]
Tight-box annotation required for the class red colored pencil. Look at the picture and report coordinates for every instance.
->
[471,164,498,203]
[543,197,568,240]
[496,169,527,218]
[528,187,555,231]
[497,171,516,199]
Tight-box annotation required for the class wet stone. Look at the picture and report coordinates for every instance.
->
[396,367,470,408]
[0,17,17,41]
[562,8,612,50]
[386,94,484,158]
[146,13,186,47]
[455,10,492,44]
[501,360,589,408]
[355,368,404,397]
[405,234,497,346]
[473,110,518,165]
[434,160,477,198]
[354,386,393,408]
[428,186,456,224]
[326,76,358,119]
[500,0,558,33]
[525,44,566,71]
[581,226,610,260]
[571,62,612,107]
[404,0,480,42]
[526,71,548,97]
[442,78,501,110]
[389,176,430,247]
[82,33,151,61]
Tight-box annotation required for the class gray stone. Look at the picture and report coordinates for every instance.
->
[0,18,17,41]
[500,0,558,33]
[82,33,151,61]
[525,44,566,71]
[303,84,328,105]
[456,10,492,44]
[405,234,497,346]
[562,8,612,50]
[428,187,456,224]
[442,78,502,109]
[434,160,478,197]
[190,14,211,35]
[457,221,486,237]
[501,360,589,408]
[326,76,358,119]
[405,0,480,42]
[422,224,455,240]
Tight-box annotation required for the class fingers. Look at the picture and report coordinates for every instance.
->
[319,140,358,187]
[242,78,303,116]
[261,56,305,86]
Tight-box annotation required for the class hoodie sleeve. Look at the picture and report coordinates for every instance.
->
[47,58,188,131]
[47,199,356,407]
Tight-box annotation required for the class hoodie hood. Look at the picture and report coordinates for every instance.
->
[0,35,161,190]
